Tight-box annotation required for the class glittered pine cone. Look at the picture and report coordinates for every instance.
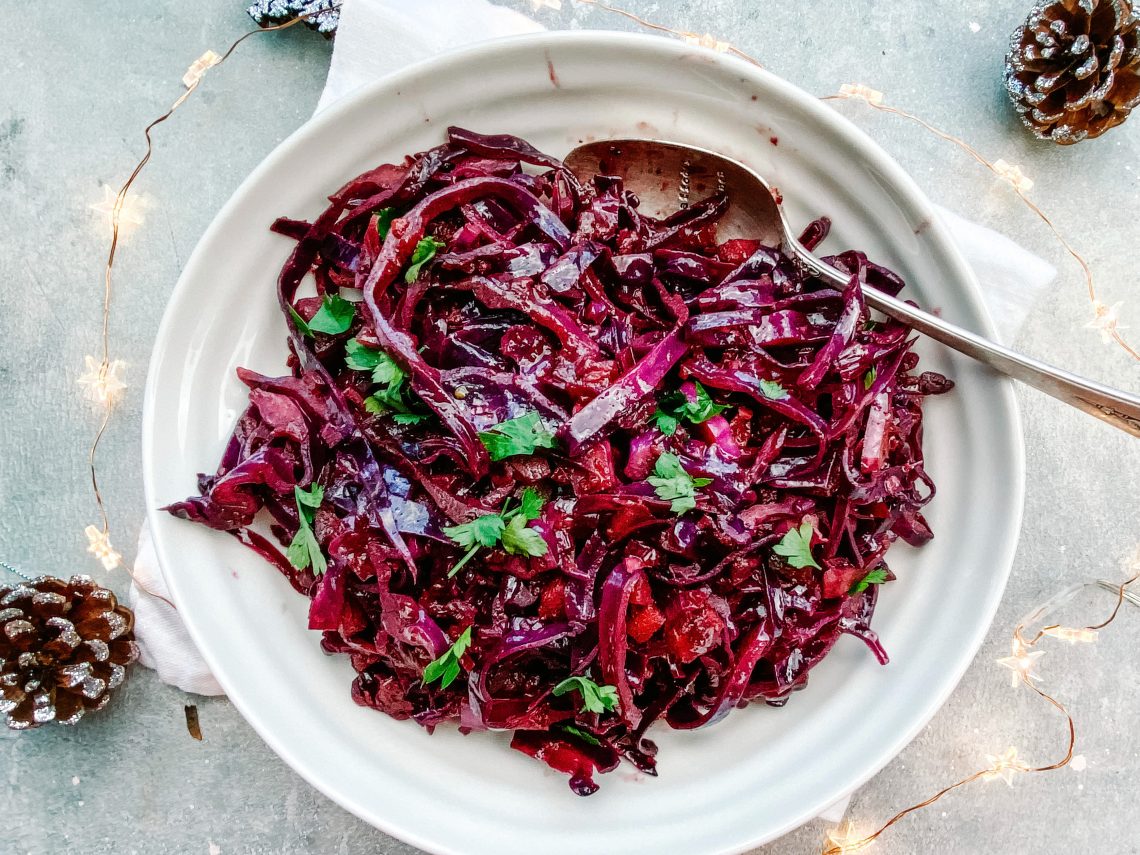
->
[247,0,340,37]
[1005,0,1140,144]
[0,576,138,730]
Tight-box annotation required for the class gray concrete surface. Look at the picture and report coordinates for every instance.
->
[1,2,1138,853]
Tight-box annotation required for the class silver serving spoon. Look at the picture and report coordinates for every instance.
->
[564,139,1140,438]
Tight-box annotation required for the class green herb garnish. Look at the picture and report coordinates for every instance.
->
[442,487,547,576]
[442,513,506,552]
[347,338,428,423]
[501,514,549,557]
[651,408,680,437]
[391,412,429,425]
[307,294,356,336]
[850,567,889,595]
[558,723,602,746]
[288,305,312,338]
[404,236,446,283]
[285,484,326,575]
[552,676,619,715]
[647,452,712,515]
[773,520,820,570]
[344,338,381,372]
[863,367,878,391]
[651,381,726,436]
[422,626,472,690]
[517,486,544,521]
[758,379,789,401]
[372,207,395,241]
[478,412,557,461]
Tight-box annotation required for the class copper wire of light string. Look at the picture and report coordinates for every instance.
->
[819,686,1074,853]
[574,0,761,65]
[1018,568,1140,647]
[87,8,337,609]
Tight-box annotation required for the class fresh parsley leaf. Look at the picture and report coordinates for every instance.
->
[363,387,420,419]
[443,490,547,576]
[294,483,324,518]
[651,382,725,435]
[404,236,446,283]
[558,723,602,747]
[647,452,711,515]
[443,513,505,578]
[552,676,619,715]
[758,379,789,401]
[286,484,326,575]
[501,514,549,557]
[372,207,395,241]
[651,407,680,436]
[686,382,727,423]
[353,348,404,391]
[288,305,312,338]
[422,626,472,690]
[348,340,429,422]
[773,520,820,570]
[655,452,688,482]
[344,338,384,372]
[863,367,878,391]
[369,351,405,388]
[392,412,429,425]
[308,294,356,336]
[850,567,889,595]
[517,487,545,522]
[443,514,505,550]
[285,526,322,573]
[478,412,557,461]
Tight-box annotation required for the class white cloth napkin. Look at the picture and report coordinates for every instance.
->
[129,523,223,695]
[131,0,1055,817]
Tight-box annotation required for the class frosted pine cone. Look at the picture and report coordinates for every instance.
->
[247,0,340,37]
[0,576,138,730]
[1005,0,1140,144]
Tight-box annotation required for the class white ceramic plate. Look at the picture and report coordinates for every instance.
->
[144,32,1023,855]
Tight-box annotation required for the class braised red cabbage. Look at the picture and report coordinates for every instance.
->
[166,128,951,795]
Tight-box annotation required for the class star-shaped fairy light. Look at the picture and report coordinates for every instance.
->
[85,525,122,571]
[90,185,150,240]
[825,821,871,853]
[684,32,732,53]
[77,356,128,406]
[996,638,1045,687]
[1042,625,1099,644]
[837,83,884,105]
[992,159,1034,193]
[982,747,1026,786]
[183,49,221,89]
[1083,300,1127,344]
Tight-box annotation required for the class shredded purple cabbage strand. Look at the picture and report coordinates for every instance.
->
[166,128,952,795]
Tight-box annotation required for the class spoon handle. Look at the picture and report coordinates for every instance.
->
[795,250,1140,438]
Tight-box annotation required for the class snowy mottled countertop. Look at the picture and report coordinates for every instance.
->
[1,2,1138,853]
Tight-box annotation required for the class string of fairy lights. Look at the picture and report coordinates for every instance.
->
[75,2,1138,852]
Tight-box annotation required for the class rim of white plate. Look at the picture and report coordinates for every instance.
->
[142,30,1024,855]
